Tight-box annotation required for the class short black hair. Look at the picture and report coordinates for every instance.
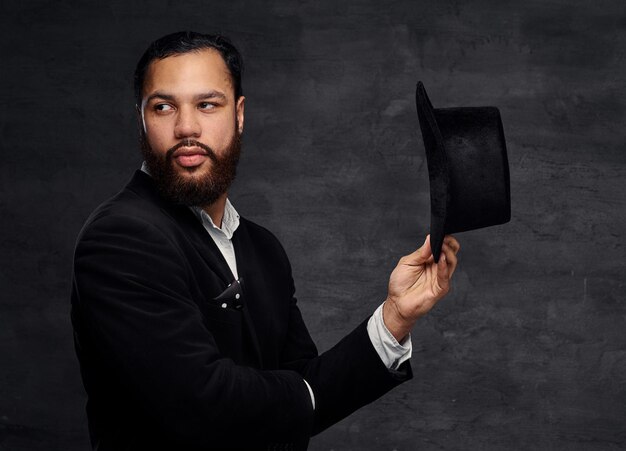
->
[133,31,244,107]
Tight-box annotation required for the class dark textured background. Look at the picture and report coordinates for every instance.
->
[1,1,625,450]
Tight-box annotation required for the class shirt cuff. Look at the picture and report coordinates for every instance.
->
[366,302,413,370]
[303,378,315,410]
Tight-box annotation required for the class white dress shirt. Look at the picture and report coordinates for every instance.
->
[141,163,412,409]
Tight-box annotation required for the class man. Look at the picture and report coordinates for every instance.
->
[71,31,460,451]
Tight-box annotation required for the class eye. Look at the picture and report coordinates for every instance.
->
[154,103,173,112]
[198,102,216,110]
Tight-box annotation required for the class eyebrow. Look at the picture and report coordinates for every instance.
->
[145,90,227,104]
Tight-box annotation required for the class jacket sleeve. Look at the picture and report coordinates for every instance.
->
[72,213,314,447]
[277,244,413,435]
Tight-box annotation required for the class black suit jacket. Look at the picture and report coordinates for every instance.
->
[71,170,412,450]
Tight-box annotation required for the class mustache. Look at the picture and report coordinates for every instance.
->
[165,139,217,161]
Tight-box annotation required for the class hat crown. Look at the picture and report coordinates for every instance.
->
[416,82,511,261]
[433,106,510,233]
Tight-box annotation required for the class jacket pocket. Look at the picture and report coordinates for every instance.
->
[200,301,243,360]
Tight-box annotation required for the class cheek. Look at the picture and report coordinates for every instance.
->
[204,118,237,148]
[143,120,171,153]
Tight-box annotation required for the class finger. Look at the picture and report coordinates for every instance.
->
[440,242,458,278]
[443,235,460,254]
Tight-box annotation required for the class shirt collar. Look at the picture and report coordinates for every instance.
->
[140,161,240,239]
[190,200,240,240]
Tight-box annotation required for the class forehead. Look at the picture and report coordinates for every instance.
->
[142,49,233,99]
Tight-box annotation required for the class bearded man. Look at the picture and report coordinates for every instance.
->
[71,31,460,451]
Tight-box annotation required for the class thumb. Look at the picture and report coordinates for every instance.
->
[407,235,433,265]
[436,252,450,291]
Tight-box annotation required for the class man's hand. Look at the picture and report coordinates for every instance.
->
[383,234,460,342]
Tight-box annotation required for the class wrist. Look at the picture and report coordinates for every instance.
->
[382,299,413,343]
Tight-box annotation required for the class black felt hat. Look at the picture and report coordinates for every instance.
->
[415,81,511,262]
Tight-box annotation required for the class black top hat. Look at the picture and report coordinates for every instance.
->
[415,81,511,262]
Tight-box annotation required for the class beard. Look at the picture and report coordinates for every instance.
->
[140,127,241,207]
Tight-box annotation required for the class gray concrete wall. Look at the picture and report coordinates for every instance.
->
[1,0,624,449]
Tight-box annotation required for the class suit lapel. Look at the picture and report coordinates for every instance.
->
[174,210,235,284]
[232,222,264,369]
[126,170,234,285]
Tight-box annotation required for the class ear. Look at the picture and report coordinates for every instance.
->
[236,96,245,134]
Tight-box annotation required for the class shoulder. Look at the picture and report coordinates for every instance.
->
[237,217,292,267]
[74,171,177,253]
[72,187,191,288]
[85,171,164,219]
[239,217,281,244]
[239,217,286,249]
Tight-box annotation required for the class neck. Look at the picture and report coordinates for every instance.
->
[201,192,228,228]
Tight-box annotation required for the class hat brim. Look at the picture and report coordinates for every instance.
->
[416,81,448,263]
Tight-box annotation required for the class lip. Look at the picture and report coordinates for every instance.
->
[173,146,207,157]
[173,147,208,168]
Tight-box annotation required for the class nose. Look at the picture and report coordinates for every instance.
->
[174,105,201,139]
